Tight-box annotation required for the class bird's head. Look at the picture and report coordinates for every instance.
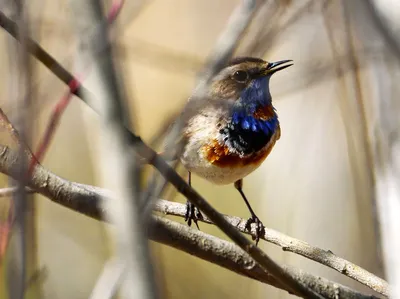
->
[209,57,293,103]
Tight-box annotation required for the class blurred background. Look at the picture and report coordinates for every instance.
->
[1,0,400,298]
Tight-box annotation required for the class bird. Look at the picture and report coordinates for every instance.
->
[174,57,292,244]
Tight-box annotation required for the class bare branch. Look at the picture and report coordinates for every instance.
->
[0,144,388,297]
[154,199,389,296]
[150,216,380,299]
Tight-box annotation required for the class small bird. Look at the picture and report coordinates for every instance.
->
[178,57,292,243]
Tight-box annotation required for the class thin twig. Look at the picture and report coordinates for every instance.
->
[89,257,124,299]
[0,144,388,297]
[0,108,24,146]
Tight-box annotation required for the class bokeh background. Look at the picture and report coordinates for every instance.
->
[2,0,400,298]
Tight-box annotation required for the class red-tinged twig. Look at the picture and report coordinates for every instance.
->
[28,0,125,176]
[0,208,13,262]
[0,110,20,261]
[107,0,125,24]
[27,78,80,175]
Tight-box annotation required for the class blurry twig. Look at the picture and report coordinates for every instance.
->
[0,187,33,197]
[7,0,34,298]
[28,0,125,175]
[68,0,157,298]
[362,0,400,61]
[0,144,388,297]
[154,199,388,296]
[89,258,124,299]
[0,108,24,145]
[0,10,90,99]
[322,0,382,273]
[240,0,315,57]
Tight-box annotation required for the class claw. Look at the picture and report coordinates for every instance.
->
[185,200,203,229]
[245,215,265,246]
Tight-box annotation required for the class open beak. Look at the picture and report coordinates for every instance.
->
[264,60,293,75]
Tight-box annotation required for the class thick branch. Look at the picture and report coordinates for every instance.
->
[0,144,387,297]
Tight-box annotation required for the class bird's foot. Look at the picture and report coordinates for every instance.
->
[245,215,265,246]
[185,200,203,229]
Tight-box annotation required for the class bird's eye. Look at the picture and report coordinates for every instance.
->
[232,70,248,83]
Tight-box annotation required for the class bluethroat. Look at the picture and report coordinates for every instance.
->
[178,57,292,243]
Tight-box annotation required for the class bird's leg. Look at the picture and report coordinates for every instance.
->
[234,179,265,245]
[184,171,202,229]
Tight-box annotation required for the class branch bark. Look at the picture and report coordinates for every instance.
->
[151,216,380,299]
[154,199,388,296]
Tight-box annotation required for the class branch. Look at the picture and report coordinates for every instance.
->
[0,144,387,297]
[151,216,380,299]
[154,199,389,296]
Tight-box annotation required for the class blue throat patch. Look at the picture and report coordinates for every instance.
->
[231,77,278,135]
[219,77,279,155]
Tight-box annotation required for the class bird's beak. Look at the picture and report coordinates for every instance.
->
[263,60,293,75]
